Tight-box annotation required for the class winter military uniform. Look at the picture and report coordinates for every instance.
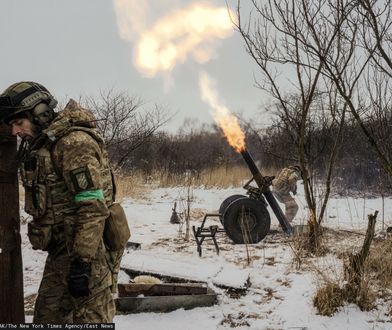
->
[272,167,301,222]
[0,82,128,323]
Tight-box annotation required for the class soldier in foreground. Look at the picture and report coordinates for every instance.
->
[0,82,130,323]
[272,165,302,223]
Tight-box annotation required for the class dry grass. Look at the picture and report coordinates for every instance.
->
[26,165,275,201]
[153,166,252,188]
[198,166,252,188]
[18,165,277,202]
[314,281,346,316]
[288,231,309,270]
[355,278,377,311]
[367,238,392,292]
[288,226,330,271]
[312,229,384,317]
[115,172,151,201]
[154,171,191,187]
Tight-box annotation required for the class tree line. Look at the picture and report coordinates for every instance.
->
[84,88,391,196]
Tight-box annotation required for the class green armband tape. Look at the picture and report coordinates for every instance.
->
[74,189,104,202]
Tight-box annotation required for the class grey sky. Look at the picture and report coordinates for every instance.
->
[0,0,267,131]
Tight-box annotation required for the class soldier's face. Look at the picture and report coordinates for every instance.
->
[9,118,37,140]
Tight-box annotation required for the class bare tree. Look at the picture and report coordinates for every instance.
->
[287,0,392,177]
[82,89,171,169]
[234,0,348,251]
[304,0,392,178]
[357,0,392,77]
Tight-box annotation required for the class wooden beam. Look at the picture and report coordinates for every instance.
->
[0,124,24,323]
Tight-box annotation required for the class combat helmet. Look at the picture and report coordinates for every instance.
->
[288,165,302,177]
[0,81,57,127]
[289,165,301,173]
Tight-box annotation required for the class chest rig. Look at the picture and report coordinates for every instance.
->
[21,123,114,252]
[21,139,74,223]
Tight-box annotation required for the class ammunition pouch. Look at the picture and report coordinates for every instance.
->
[27,221,52,251]
[25,182,47,218]
[104,203,130,251]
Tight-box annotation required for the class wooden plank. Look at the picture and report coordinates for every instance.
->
[118,283,208,297]
[116,289,217,313]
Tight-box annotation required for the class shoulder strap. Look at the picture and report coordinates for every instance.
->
[110,170,117,202]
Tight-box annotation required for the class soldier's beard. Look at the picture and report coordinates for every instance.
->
[31,123,42,138]
[20,123,41,141]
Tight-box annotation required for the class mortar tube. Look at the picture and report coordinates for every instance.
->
[239,148,293,235]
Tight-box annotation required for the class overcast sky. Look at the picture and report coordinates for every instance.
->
[0,0,268,132]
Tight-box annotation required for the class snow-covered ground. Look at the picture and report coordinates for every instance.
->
[21,185,392,329]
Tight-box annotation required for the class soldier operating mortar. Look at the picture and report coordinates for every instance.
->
[272,166,302,223]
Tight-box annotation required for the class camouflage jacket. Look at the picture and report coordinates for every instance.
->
[22,99,114,262]
[272,167,300,194]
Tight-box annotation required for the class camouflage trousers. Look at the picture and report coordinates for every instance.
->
[272,190,299,222]
[33,251,116,323]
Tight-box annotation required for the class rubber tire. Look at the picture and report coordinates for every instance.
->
[223,197,271,244]
[218,194,246,224]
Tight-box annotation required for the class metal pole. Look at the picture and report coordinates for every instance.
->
[0,124,24,323]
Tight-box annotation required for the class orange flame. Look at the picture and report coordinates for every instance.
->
[199,72,245,152]
[113,1,234,76]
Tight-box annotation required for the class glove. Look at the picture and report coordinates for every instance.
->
[265,176,275,185]
[68,258,91,298]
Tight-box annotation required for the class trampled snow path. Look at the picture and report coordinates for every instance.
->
[22,185,392,329]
